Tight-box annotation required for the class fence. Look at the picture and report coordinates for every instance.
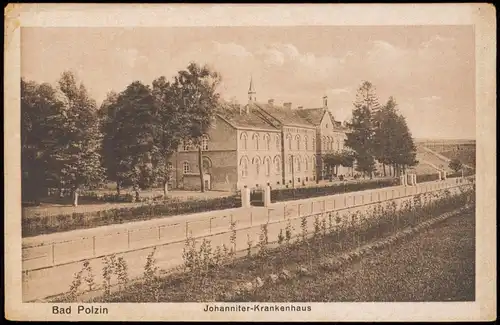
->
[22,176,473,272]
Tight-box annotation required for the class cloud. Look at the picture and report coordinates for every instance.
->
[420,35,455,49]
[328,87,350,95]
[212,41,253,58]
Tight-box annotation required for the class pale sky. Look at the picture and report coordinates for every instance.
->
[21,26,475,140]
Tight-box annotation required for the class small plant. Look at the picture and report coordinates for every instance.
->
[82,260,96,292]
[246,234,253,257]
[321,215,327,237]
[199,238,213,271]
[285,219,293,245]
[300,216,308,242]
[143,247,161,301]
[213,245,223,267]
[222,243,230,260]
[102,254,117,297]
[115,257,129,291]
[257,223,269,255]
[182,235,197,271]
[313,215,321,238]
[68,267,84,301]
[277,228,285,245]
[229,217,237,257]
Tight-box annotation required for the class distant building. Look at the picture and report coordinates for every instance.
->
[168,78,352,191]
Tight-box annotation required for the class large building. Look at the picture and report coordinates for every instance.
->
[168,79,352,192]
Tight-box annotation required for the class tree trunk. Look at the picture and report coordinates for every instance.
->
[163,180,169,197]
[72,187,79,207]
[198,146,204,193]
[116,182,121,196]
[383,163,386,177]
[133,184,140,202]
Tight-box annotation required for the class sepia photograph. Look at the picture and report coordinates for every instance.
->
[5,3,496,322]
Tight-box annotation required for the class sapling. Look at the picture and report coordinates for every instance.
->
[285,219,293,245]
[229,218,237,257]
[277,228,285,245]
[83,260,96,292]
[300,216,308,243]
[246,234,253,257]
[115,257,129,291]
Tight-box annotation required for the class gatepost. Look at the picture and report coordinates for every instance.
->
[399,175,406,186]
[412,173,417,185]
[241,186,251,208]
[407,173,414,186]
[442,171,447,180]
[438,171,442,181]
[264,183,271,207]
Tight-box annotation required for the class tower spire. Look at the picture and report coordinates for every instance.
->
[248,76,256,104]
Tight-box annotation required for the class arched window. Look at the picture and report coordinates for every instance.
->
[336,139,340,151]
[202,157,211,173]
[265,157,271,176]
[304,136,308,151]
[312,137,316,151]
[253,156,261,175]
[288,156,293,174]
[240,157,248,178]
[312,156,316,171]
[287,134,292,150]
[252,133,259,150]
[275,135,281,150]
[183,162,190,174]
[296,135,301,150]
[201,134,209,151]
[322,137,326,150]
[240,133,248,150]
[264,134,271,151]
[305,156,309,171]
[295,156,301,172]
[274,156,281,174]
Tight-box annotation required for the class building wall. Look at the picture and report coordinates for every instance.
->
[169,116,238,191]
[236,128,282,189]
[282,125,317,187]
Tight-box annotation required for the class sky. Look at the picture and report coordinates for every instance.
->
[21,26,475,140]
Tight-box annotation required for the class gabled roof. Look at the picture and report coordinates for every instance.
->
[295,108,326,125]
[216,103,278,131]
[253,102,315,128]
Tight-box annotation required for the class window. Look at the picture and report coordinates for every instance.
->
[296,157,301,172]
[253,157,261,175]
[288,156,293,174]
[312,157,316,171]
[264,134,271,150]
[265,158,271,176]
[287,134,292,150]
[253,133,259,150]
[275,135,281,150]
[336,140,340,151]
[296,135,301,150]
[183,162,190,174]
[304,136,308,151]
[240,157,248,178]
[274,156,281,174]
[305,157,309,171]
[240,133,248,150]
[183,140,191,151]
[322,137,326,150]
[201,135,209,151]
[312,137,315,151]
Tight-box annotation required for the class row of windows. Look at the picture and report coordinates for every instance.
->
[321,136,344,151]
[240,132,316,151]
[239,155,317,178]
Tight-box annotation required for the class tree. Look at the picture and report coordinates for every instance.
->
[167,62,221,192]
[56,71,105,206]
[449,158,463,173]
[391,113,418,175]
[111,81,158,201]
[21,79,67,204]
[345,81,381,178]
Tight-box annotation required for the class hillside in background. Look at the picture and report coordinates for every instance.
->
[411,139,476,174]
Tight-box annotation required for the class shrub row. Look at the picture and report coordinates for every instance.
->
[22,195,242,238]
[416,173,440,183]
[270,178,399,203]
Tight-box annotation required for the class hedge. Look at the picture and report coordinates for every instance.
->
[270,178,399,203]
[22,195,242,238]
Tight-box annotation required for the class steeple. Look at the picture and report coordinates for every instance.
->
[248,76,256,104]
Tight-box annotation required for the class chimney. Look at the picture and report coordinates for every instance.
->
[323,96,328,109]
[283,102,292,110]
[268,99,274,106]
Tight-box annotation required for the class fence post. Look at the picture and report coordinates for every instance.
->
[185,222,189,239]
[52,243,55,265]
[158,226,161,240]
[92,236,96,257]
[209,218,212,234]
[250,211,253,225]
[127,230,131,248]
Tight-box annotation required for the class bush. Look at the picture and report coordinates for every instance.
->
[22,195,242,237]
[270,178,399,203]
[416,173,440,183]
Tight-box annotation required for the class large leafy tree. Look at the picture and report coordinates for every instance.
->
[345,81,381,178]
[56,71,105,205]
[166,62,221,192]
[21,79,67,204]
